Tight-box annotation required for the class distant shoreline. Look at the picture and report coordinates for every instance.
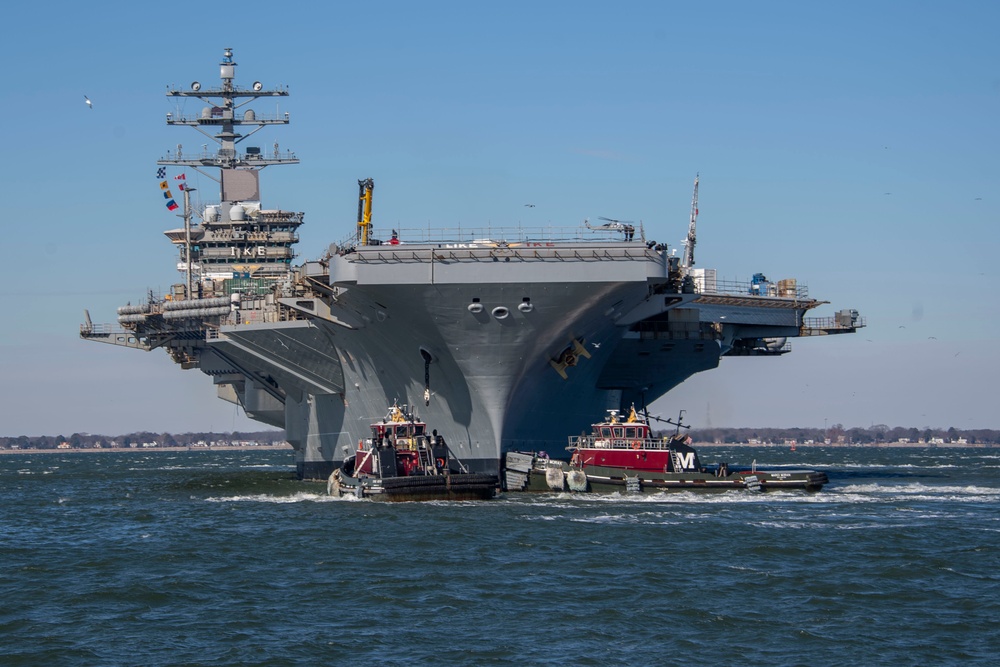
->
[698,442,994,449]
[1,442,992,456]
[0,444,294,455]
[700,442,995,449]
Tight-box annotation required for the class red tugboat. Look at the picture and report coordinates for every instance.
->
[504,407,828,493]
[328,404,498,501]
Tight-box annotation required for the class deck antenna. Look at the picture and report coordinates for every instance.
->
[667,409,689,436]
[681,173,699,270]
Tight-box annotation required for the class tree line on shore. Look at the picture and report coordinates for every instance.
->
[3,424,999,450]
[680,424,999,445]
[0,431,287,450]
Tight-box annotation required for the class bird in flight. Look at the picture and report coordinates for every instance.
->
[84,95,93,109]
[524,204,535,207]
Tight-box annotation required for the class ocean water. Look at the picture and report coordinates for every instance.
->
[1,446,998,666]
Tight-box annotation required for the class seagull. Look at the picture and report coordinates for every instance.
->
[84,95,93,109]
[524,204,535,207]
[591,342,601,349]
[928,336,937,340]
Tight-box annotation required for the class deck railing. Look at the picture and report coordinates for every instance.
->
[568,435,677,451]
[339,224,646,249]
[702,277,810,299]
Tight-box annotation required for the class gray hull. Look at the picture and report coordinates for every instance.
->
[204,242,801,480]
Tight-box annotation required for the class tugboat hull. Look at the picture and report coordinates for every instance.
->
[329,470,498,501]
[506,457,828,494]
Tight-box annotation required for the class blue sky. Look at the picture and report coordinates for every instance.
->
[1,0,997,436]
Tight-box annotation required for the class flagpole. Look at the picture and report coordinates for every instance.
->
[182,186,196,299]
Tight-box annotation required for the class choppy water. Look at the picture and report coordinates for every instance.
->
[2,446,999,666]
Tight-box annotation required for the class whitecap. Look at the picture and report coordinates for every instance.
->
[204,491,339,503]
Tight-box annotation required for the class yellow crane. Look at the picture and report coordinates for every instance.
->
[357,178,374,245]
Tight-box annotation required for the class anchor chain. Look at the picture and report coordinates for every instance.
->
[421,349,432,405]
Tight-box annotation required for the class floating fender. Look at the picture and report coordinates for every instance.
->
[744,475,762,492]
[545,465,566,491]
[326,470,341,497]
[624,475,641,493]
[567,469,588,492]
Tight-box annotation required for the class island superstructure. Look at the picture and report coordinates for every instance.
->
[81,49,864,480]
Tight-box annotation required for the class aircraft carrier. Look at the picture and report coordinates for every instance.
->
[81,49,864,480]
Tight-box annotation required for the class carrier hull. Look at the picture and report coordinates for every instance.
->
[80,50,864,479]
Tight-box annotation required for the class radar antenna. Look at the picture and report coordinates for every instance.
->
[681,174,699,269]
[646,409,690,436]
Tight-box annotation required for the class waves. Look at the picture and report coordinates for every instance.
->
[3,447,1000,665]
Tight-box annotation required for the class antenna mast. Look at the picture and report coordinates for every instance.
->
[682,173,699,269]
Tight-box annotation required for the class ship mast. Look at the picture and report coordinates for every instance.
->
[155,48,303,299]
[159,47,297,177]
[681,173,699,270]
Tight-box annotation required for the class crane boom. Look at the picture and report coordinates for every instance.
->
[357,178,374,245]
[682,174,699,269]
